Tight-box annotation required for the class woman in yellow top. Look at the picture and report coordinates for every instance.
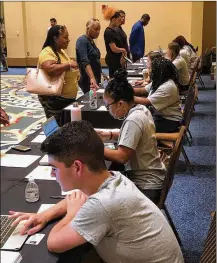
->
[38,25,79,125]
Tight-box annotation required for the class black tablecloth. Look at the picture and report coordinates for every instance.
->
[1,131,102,263]
[61,92,122,128]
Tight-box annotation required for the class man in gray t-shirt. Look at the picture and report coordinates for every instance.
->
[9,121,184,263]
[72,171,184,263]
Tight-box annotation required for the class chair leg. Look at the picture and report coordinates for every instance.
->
[198,75,206,89]
[185,133,192,146]
[181,146,194,175]
[164,205,182,246]
[187,128,193,141]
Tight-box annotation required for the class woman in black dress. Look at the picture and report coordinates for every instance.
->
[76,19,101,94]
[103,8,127,78]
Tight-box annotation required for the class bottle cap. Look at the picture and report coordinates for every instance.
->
[89,89,94,96]
[73,102,79,107]
[28,176,34,182]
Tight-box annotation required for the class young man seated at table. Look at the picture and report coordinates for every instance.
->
[9,121,184,263]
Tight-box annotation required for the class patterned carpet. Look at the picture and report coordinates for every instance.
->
[0,75,46,149]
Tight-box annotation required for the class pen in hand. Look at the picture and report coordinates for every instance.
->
[50,196,65,199]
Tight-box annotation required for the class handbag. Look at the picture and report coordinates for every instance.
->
[25,65,65,96]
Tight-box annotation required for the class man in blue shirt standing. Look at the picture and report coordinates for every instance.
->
[129,14,150,62]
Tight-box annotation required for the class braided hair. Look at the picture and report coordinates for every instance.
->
[105,68,134,103]
[150,57,179,93]
[42,25,66,64]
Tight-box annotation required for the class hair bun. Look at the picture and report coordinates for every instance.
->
[113,68,127,81]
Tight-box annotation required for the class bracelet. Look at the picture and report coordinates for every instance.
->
[109,131,113,140]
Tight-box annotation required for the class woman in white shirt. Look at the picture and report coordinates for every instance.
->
[97,68,166,204]
[173,35,198,74]
[166,42,190,91]
[134,57,183,132]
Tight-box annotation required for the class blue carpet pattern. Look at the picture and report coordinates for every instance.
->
[1,68,216,262]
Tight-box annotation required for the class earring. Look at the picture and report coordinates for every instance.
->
[114,107,128,121]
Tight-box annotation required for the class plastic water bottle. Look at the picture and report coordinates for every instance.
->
[25,177,39,202]
[89,89,98,109]
[71,102,82,121]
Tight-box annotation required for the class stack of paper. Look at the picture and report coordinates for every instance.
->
[1,251,22,263]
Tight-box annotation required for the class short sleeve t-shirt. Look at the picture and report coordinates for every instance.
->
[173,55,190,86]
[145,80,183,121]
[118,105,166,190]
[104,27,122,60]
[71,172,184,263]
[181,45,198,70]
[38,46,78,98]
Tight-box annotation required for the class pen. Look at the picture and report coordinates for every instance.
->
[50,196,65,199]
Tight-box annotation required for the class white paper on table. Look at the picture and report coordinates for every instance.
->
[64,104,84,110]
[97,106,107,111]
[39,155,49,166]
[127,70,135,73]
[133,63,144,66]
[95,128,120,133]
[1,251,22,263]
[0,154,40,168]
[39,131,44,135]
[61,189,79,195]
[37,204,55,213]
[96,89,105,93]
[25,166,55,180]
[31,134,46,143]
[127,77,142,80]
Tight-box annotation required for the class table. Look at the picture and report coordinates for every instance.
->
[1,131,103,263]
[61,92,122,128]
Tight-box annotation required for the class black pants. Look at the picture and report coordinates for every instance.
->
[105,55,122,78]
[132,54,142,63]
[138,187,162,205]
[38,95,75,126]
[154,116,180,133]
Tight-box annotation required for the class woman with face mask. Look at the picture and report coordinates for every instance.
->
[38,25,79,125]
[97,68,166,204]
[76,19,101,94]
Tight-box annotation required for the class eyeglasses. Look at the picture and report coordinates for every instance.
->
[105,100,117,110]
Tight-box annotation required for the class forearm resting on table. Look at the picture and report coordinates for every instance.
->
[133,87,148,96]
[134,96,151,106]
[104,146,132,164]
[47,211,86,253]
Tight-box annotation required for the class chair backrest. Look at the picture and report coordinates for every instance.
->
[189,57,200,85]
[182,84,198,129]
[200,212,216,263]
[157,126,186,209]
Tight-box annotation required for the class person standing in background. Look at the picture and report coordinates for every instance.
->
[103,7,127,78]
[76,19,101,94]
[0,17,8,72]
[115,10,130,58]
[38,25,79,125]
[129,14,150,62]
[48,18,57,31]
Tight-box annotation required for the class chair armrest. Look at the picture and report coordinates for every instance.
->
[155,132,179,141]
